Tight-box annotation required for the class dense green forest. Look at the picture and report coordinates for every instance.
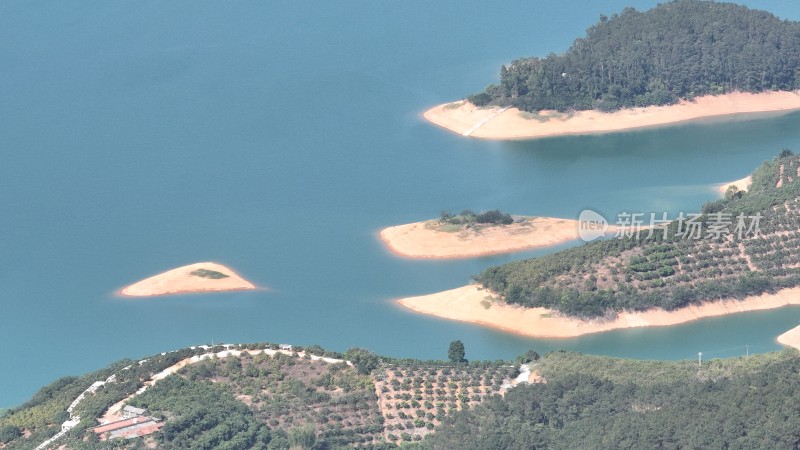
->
[5,343,800,449]
[468,0,800,112]
[476,150,800,318]
[425,350,800,450]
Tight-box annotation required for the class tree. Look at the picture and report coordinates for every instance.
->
[517,350,540,364]
[304,344,326,356]
[0,425,21,444]
[345,348,380,374]
[448,341,467,364]
[467,92,492,106]
[288,424,316,450]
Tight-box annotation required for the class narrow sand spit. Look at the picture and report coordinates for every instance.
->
[424,91,800,140]
[380,217,591,259]
[120,262,255,297]
[397,284,800,339]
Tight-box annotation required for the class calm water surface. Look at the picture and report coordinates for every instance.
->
[1,0,800,406]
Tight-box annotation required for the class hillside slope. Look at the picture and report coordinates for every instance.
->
[471,0,800,112]
[477,151,800,318]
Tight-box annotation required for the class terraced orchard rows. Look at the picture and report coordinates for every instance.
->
[373,363,521,443]
[0,344,529,449]
[477,152,800,318]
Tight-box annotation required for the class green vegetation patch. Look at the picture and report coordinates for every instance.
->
[443,101,465,110]
[190,269,230,279]
[438,209,515,230]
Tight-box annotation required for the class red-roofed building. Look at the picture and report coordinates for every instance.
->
[93,416,163,440]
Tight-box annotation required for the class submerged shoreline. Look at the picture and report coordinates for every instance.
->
[397,284,800,339]
[424,91,800,140]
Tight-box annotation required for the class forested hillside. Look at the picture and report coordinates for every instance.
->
[477,151,800,318]
[425,350,800,450]
[5,345,800,449]
[0,343,521,450]
[469,0,800,112]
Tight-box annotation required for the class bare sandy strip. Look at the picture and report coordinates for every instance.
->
[380,217,599,259]
[119,262,255,297]
[777,325,800,351]
[717,175,753,194]
[397,284,800,339]
[424,91,800,140]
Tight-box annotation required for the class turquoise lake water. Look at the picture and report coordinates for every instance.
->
[2,0,800,407]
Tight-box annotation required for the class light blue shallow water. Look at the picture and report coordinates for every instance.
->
[1,0,800,407]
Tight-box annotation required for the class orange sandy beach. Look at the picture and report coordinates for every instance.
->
[397,284,800,339]
[380,217,592,259]
[424,91,800,140]
[717,175,753,194]
[777,324,800,351]
[120,262,256,297]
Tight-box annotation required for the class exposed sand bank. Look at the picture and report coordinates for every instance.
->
[424,91,800,140]
[777,324,800,350]
[380,217,596,259]
[397,284,800,339]
[120,262,256,297]
[718,175,753,194]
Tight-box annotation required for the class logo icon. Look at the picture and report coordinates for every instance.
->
[578,209,608,241]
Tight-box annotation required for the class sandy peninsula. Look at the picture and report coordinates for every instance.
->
[717,175,753,194]
[120,262,256,297]
[777,324,800,351]
[424,90,800,140]
[380,217,597,259]
[397,284,800,339]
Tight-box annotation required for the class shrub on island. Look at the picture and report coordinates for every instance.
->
[439,209,514,227]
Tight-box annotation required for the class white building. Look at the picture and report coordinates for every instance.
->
[122,405,146,419]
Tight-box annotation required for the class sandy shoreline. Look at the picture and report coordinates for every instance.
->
[718,175,753,194]
[120,262,256,297]
[777,324,800,350]
[379,217,591,259]
[397,284,800,339]
[424,91,800,140]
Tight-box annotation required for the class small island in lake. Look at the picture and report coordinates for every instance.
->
[120,262,256,297]
[380,209,602,259]
[398,151,800,338]
[426,1,800,140]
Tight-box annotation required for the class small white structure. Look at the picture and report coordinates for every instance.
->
[61,418,80,432]
[122,405,146,419]
[279,344,293,351]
